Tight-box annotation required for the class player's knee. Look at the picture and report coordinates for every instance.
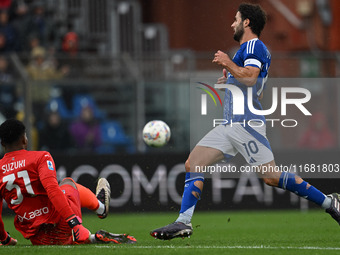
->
[60,178,77,189]
[262,177,279,187]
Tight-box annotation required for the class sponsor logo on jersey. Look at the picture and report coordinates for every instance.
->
[17,207,49,222]
[47,161,54,171]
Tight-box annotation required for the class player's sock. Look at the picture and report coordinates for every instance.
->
[278,172,331,208]
[95,201,106,215]
[176,172,204,224]
[75,183,102,211]
[89,234,97,243]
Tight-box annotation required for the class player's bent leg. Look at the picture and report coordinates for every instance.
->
[75,183,100,210]
[276,172,338,224]
[60,177,77,189]
[150,146,224,240]
[30,182,85,245]
[60,177,110,219]
[258,161,338,224]
[178,146,224,225]
[258,161,329,206]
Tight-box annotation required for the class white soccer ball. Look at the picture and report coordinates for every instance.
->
[142,120,171,147]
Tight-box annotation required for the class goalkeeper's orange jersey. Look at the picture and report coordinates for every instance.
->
[0,150,74,239]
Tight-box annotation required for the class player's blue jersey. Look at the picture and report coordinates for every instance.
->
[224,38,271,123]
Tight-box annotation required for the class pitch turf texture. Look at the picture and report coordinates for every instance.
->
[2,210,340,255]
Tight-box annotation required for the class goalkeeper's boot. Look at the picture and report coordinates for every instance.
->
[326,193,340,224]
[95,230,137,244]
[150,222,193,240]
[96,178,111,219]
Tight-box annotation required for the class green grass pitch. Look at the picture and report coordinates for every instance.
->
[2,210,340,255]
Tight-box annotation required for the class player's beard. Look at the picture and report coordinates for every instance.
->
[233,24,244,42]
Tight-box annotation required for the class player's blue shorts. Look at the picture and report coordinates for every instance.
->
[197,122,274,166]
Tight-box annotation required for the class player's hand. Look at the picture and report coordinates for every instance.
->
[217,68,228,84]
[67,215,91,243]
[0,232,17,246]
[212,50,230,66]
[72,224,91,244]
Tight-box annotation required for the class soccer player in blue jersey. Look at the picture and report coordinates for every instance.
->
[150,3,340,240]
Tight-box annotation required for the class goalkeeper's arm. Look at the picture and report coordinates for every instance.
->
[0,200,17,246]
[0,232,17,246]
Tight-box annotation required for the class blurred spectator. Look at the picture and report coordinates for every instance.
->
[0,0,12,10]
[298,112,336,150]
[62,23,79,57]
[0,55,18,118]
[0,55,13,83]
[10,1,30,51]
[26,46,69,125]
[26,46,69,80]
[69,106,102,153]
[0,111,4,154]
[28,33,40,50]
[0,9,17,52]
[0,33,6,52]
[45,45,59,69]
[26,2,56,48]
[39,111,71,153]
[62,31,78,57]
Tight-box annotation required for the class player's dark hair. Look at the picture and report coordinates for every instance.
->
[0,119,26,145]
[238,3,267,37]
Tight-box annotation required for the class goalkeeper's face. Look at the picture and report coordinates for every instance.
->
[232,11,244,42]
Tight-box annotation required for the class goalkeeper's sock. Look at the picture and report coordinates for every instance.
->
[176,173,204,224]
[75,183,102,211]
[89,234,97,243]
[95,201,105,215]
[278,172,331,208]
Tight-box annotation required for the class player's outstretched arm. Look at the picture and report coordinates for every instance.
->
[0,200,17,246]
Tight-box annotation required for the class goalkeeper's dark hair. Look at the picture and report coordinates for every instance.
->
[238,3,267,37]
[0,119,26,145]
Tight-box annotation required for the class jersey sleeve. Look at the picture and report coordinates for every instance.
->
[37,152,75,221]
[243,40,265,69]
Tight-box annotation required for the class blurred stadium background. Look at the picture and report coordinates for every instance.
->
[1,0,340,214]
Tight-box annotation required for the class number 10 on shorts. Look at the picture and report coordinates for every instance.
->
[242,141,259,157]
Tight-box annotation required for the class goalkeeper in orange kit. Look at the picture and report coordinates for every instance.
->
[0,119,136,245]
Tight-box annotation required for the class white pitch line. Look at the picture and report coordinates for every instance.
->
[93,245,340,250]
[30,245,340,250]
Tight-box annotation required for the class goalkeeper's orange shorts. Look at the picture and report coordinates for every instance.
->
[29,184,82,245]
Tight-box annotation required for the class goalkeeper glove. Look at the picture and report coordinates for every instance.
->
[67,215,91,243]
[0,232,17,246]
